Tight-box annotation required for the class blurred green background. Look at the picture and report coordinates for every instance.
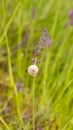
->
[0,0,73,129]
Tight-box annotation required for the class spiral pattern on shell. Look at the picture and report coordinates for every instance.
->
[28,65,39,76]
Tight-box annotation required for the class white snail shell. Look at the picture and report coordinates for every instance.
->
[28,65,39,76]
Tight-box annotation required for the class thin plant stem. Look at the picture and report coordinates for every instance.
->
[0,1,21,44]
[0,117,10,130]
[32,77,35,130]
[5,33,24,128]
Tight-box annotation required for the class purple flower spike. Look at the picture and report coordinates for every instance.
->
[16,82,24,92]
[69,10,73,19]
[32,28,52,65]
[68,9,73,26]
[70,20,73,26]
[16,83,24,88]
[46,36,52,47]
[40,28,52,48]
[34,28,52,56]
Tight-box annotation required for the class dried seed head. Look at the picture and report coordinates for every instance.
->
[28,65,39,76]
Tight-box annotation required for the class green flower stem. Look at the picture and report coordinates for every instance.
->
[32,77,35,130]
[0,117,10,130]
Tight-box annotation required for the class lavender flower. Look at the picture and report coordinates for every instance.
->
[31,28,52,65]
[34,28,52,56]
[16,78,24,92]
[68,9,73,26]
[69,20,73,26]
[41,28,52,47]
[69,10,73,19]
[32,58,40,64]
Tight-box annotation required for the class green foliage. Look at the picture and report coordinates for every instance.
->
[0,0,73,129]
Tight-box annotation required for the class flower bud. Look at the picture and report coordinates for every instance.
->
[28,65,38,76]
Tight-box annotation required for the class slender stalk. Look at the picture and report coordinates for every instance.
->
[32,77,35,130]
[51,0,61,38]
[0,1,21,44]
[0,117,10,130]
[5,33,24,128]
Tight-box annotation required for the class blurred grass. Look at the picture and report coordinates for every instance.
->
[0,0,73,129]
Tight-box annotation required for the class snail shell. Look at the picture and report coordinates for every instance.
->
[28,65,38,76]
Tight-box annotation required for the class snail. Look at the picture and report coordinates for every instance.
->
[28,65,38,76]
